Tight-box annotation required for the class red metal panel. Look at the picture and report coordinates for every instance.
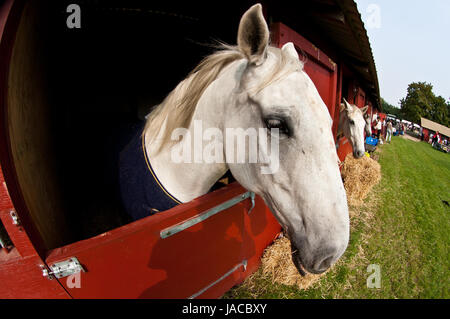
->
[337,139,353,163]
[271,23,353,161]
[197,195,280,299]
[271,23,336,72]
[44,183,279,299]
[271,23,338,120]
[303,62,338,119]
[354,87,366,108]
[346,80,357,104]
[0,168,36,257]
[0,247,69,299]
[332,63,343,139]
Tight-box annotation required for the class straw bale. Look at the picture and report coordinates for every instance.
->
[341,154,381,206]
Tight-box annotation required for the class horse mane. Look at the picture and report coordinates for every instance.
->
[143,44,303,152]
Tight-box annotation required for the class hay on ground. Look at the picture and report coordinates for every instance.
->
[257,153,381,290]
[259,235,324,290]
[341,153,381,207]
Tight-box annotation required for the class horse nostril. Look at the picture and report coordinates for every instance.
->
[316,256,334,272]
[310,254,336,274]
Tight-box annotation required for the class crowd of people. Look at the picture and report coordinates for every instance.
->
[429,131,449,146]
[370,116,405,143]
[370,115,448,148]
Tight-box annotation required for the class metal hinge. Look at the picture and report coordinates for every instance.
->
[41,257,85,280]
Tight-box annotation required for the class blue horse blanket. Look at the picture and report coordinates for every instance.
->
[119,125,181,221]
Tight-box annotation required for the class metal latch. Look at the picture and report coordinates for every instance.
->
[160,191,255,239]
[41,257,85,280]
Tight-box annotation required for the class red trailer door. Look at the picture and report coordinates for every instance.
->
[44,183,280,299]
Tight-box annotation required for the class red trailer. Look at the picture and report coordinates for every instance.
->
[0,0,380,298]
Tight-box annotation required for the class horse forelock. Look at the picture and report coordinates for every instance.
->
[143,45,303,152]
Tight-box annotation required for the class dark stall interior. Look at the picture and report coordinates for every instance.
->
[6,0,258,249]
[48,0,260,242]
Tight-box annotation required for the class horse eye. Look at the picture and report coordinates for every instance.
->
[349,120,355,125]
[265,118,289,135]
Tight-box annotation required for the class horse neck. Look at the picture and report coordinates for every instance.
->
[144,61,242,202]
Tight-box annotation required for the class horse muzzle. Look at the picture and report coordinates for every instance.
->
[353,149,365,158]
[290,240,345,275]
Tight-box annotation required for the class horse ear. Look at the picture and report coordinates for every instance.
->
[343,98,352,112]
[237,4,269,65]
[281,42,299,60]
[340,103,345,112]
[361,105,369,114]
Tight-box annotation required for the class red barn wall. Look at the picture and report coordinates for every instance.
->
[271,23,377,163]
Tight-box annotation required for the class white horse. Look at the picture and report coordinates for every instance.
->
[364,113,372,137]
[338,99,369,158]
[120,4,349,275]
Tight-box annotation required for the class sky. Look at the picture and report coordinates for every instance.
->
[354,0,450,108]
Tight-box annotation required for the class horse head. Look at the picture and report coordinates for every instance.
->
[225,4,349,275]
[142,4,350,275]
[340,99,368,158]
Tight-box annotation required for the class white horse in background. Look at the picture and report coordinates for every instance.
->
[337,99,369,158]
[364,113,372,137]
[120,4,349,275]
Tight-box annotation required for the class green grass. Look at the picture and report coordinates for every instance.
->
[225,137,450,298]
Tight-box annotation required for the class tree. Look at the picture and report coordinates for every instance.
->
[381,98,402,118]
[432,96,450,127]
[399,82,450,126]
